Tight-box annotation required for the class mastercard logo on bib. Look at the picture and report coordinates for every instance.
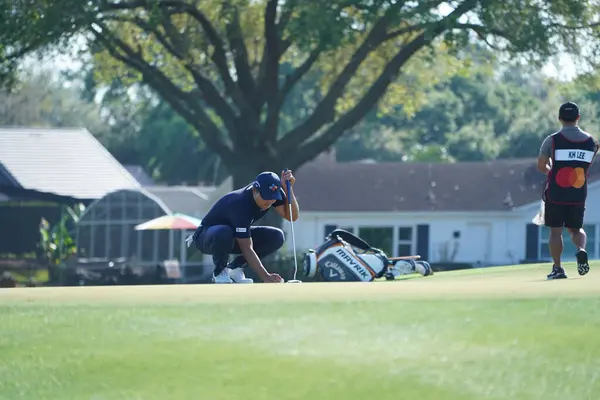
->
[555,167,586,188]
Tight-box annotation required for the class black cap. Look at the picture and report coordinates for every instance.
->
[559,102,580,121]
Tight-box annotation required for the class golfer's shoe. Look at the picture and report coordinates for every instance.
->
[547,266,567,280]
[576,249,590,276]
[229,266,253,284]
[213,269,233,284]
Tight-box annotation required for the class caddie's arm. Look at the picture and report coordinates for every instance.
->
[537,135,552,175]
[235,237,283,283]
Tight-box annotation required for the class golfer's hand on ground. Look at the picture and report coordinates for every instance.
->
[263,272,284,283]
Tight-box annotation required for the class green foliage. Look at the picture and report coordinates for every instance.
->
[0,69,110,135]
[38,204,84,268]
[0,0,90,86]
[3,0,600,184]
[76,67,227,185]
[336,44,600,163]
[0,252,37,260]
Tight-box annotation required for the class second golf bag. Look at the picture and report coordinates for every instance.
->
[302,229,433,282]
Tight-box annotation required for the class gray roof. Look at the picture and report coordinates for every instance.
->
[0,127,141,200]
[123,164,155,186]
[144,186,216,218]
[293,156,600,212]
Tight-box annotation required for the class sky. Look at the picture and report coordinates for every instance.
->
[541,54,578,81]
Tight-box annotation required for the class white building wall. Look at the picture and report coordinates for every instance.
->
[281,211,529,265]
[280,181,600,266]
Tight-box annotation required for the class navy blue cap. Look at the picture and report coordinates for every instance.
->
[559,102,580,121]
[252,172,282,200]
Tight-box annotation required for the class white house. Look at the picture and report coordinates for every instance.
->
[281,151,600,266]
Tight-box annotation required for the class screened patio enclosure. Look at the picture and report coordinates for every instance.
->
[76,187,213,267]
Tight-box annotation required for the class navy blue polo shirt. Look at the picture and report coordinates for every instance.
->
[200,184,287,238]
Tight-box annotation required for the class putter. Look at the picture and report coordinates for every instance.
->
[284,169,302,284]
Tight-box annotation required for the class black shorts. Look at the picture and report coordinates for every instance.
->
[544,202,585,229]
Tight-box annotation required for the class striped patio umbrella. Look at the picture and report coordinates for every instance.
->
[134,213,202,231]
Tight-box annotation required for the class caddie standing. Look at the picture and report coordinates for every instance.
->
[537,102,599,280]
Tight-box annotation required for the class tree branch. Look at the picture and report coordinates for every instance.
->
[255,0,283,149]
[277,0,298,34]
[261,42,326,142]
[454,23,510,39]
[255,0,280,110]
[289,33,430,168]
[107,14,238,134]
[223,3,256,101]
[286,0,480,165]
[453,23,514,51]
[277,2,405,152]
[159,10,191,55]
[383,23,438,41]
[90,22,235,162]
[547,21,600,30]
[279,45,324,100]
[107,0,252,114]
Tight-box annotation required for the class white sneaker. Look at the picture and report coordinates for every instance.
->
[229,267,254,283]
[213,269,233,284]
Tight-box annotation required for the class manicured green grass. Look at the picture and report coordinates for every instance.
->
[1,262,599,400]
[9,268,49,284]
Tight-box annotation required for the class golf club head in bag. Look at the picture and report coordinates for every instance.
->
[302,229,389,282]
[384,259,434,280]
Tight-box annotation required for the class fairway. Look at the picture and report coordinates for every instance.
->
[1,262,599,400]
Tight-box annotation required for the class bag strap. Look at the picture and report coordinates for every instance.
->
[328,229,372,251]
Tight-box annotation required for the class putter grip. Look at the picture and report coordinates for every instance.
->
[284,168,291,194]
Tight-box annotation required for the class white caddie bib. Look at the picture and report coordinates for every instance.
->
[554,149,595,163]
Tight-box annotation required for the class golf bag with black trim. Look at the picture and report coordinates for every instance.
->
[302,229,433,282]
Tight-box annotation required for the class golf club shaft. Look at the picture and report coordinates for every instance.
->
[289,202,298,277]
[284,170,298,280]
[388,255,421,261]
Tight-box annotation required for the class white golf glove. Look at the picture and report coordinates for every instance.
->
[185,233,195,248]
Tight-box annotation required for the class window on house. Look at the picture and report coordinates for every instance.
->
[324,225,337,239]
[323,225,355,240]
[109,200,123,221]
[77,225,92,258]
[157,230,170,261]
[108,224,123,259]
[358,226,393,255]
[140,230,156,262]
[539,224,597,260]
[397,226,414,256]
[94,224,107,259]
[124,196,141,221]
[128,225,140,259]
[91,202,108,221]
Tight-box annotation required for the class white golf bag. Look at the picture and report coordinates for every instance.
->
[302,229,433,282]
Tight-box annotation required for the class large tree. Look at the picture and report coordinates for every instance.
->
[2,0,600,189]
[0,69,109,135]
[78,69,227,185]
